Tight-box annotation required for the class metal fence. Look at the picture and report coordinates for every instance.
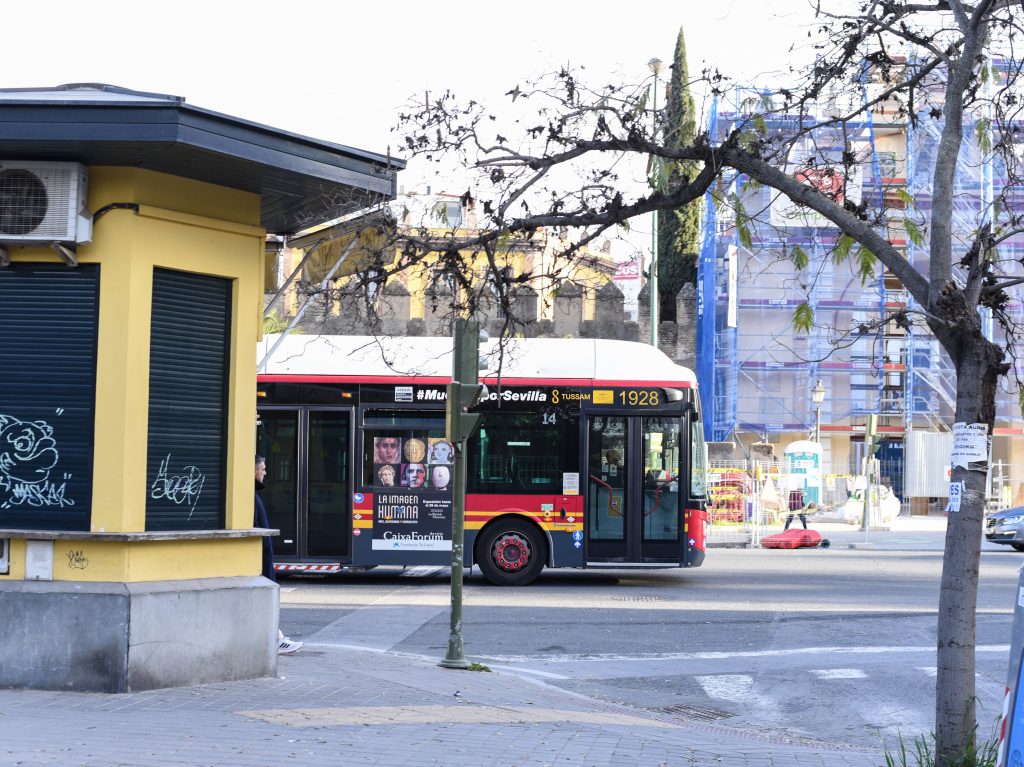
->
[847,455,1024,514]
[706,459,898,547]
[855,457,1024,514]
[705,458,1024,548]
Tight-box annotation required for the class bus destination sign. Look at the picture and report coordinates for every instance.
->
[362,384,676,409]
[557,387,667,408]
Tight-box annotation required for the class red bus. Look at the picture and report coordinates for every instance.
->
[256,335,708,585]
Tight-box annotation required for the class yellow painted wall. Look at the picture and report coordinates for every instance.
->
[404,248,530,318]
[1,539,24,579]
[4,166,267,582]
[51,539,263,582]
[0,537,262,582]
[300,227,391,283]
[279,225,614,323]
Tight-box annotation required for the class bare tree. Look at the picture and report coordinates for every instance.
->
[270,190,619,347]
[394,2,1024,762]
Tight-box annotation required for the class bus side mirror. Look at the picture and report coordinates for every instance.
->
[663,388,684,402]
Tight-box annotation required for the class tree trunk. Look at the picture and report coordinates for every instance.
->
[934,333,1002,765]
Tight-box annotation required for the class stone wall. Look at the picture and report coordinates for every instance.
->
[281,278,697,369]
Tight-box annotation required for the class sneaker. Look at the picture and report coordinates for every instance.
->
[278,637,303,655]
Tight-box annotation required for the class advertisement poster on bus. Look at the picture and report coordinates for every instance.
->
[372,490,452,551]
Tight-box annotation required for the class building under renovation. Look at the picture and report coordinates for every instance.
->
[696,62,1024,513]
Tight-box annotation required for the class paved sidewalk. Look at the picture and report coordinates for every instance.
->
[713,512,950,550]
[0,641,884,767]
[800,512,948,550]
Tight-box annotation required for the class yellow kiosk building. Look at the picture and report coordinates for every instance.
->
[0,84,401,692]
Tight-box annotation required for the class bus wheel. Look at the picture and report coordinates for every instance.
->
[478,520,546,586]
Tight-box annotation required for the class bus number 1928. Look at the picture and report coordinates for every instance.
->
[618,389,660,406]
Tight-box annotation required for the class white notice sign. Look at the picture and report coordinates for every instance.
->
[563,472,580,496]
[951,422,989,469]
[25,540,54,581]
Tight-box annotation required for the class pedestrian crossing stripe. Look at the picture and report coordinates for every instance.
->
[692,667,986,702]
[401,566,444,577]
[811,669,866,679]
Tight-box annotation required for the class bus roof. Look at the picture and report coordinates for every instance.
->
[258,334,697,388]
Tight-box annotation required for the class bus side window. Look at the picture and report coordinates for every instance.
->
[467,412,579,494]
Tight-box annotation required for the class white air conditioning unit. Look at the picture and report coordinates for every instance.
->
[0,161,92,244]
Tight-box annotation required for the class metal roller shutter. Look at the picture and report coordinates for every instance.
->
[145,268,231,530]
[0,263,99,531]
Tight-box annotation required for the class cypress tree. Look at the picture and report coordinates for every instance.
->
[656,27,701,321]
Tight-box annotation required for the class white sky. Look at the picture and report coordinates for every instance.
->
[3,0,823,298]
[4,0,820,163]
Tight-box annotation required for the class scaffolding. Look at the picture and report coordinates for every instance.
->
[698,63,1024,496]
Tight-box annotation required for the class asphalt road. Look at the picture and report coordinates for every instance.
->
[278,523,1022,751]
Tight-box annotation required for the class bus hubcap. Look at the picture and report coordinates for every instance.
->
[492,533,531,571]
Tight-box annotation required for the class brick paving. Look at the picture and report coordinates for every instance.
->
[0,642,885,767]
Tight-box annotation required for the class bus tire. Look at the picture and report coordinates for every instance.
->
[477,519,546,586]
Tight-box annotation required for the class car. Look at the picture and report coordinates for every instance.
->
[985,505,1024,551]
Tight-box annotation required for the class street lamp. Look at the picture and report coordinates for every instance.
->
[811,378,826,444]
[647,56,664,348]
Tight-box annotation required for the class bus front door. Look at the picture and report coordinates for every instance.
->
[586,415,682,562]
[256,408,352,564]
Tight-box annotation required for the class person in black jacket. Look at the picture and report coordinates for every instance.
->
[784,488,808,530]
[255,455,302,655]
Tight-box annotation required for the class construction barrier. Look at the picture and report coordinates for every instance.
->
[706,460,902,547]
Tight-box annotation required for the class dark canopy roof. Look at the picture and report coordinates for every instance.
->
[0,83,405,234]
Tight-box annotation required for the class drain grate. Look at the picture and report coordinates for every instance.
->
[611,595,666,602]
[653,703,734,722]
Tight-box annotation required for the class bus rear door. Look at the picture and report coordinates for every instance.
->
[256,407,353,567]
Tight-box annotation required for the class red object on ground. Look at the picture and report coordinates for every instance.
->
[762,529,823,549]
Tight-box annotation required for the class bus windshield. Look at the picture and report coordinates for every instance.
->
[690,420,708,498]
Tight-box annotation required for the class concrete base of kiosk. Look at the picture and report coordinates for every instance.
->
[0,576,278,692]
